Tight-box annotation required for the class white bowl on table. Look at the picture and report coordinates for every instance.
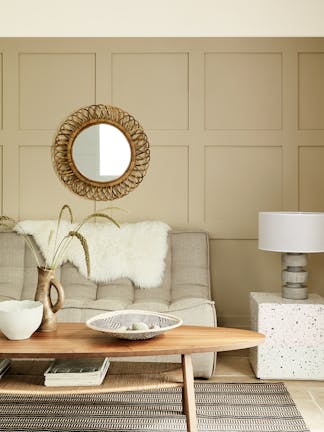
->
[0,300,43,340]
[86,310,183,340]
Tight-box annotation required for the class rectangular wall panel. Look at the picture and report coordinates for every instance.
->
[19,147,94,219]
[112,53,189,130]
[115,146,189,226]
[205,146,282,238]
[19,53,96,130]
[205,52,282,130]
[299,53,324,130]
[210,239,281,328]
[299,146,324,210]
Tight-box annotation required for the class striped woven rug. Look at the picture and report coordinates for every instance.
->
[0,382,309,432]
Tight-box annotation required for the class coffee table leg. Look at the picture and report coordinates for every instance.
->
[181,354,198,432]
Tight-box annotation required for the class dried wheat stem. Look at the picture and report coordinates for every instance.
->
[68,231,90,278]
[52,204,74,264]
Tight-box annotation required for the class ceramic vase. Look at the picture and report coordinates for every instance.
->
[34,266,64,332]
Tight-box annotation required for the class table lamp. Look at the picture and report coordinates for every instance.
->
[258,212,324,300]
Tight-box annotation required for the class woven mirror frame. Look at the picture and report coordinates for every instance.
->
[52,104,150,201]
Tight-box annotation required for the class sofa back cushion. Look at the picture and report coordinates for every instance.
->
[0,230,211,305]
[0,232,25,300]
[170,231,211,301]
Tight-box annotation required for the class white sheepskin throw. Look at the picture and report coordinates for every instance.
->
[15,220,170,289]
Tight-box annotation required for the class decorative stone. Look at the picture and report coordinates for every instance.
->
[131,322,149,331]
[250,292,324,380]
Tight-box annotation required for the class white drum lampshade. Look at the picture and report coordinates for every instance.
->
[259,212,324,300]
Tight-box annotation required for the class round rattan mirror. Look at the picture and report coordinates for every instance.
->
[52,104,150,200]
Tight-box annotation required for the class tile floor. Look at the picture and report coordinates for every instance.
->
[212,353,324,432]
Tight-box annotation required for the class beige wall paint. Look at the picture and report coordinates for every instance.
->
[1,38,324,328]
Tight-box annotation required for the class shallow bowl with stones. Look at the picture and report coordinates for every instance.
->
[86,310,183,340]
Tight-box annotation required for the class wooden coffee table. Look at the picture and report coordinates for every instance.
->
[0,323,264,432]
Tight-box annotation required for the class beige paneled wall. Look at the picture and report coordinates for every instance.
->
[1,38,324,328]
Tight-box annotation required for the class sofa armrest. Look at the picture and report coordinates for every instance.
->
[169,231,212,301]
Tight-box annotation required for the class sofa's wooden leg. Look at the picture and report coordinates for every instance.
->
[182,354,198,432]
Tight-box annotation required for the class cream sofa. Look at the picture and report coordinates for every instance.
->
[0,230,217,378]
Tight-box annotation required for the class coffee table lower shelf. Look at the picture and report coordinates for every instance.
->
[0,359,184,394]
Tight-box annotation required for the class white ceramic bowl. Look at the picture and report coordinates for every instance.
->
[86,310,183,340]
[0,300,43,340]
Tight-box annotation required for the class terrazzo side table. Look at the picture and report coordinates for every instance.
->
[249,292,324,380]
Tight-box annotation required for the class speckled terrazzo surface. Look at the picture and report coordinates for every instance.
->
[250,292,324,380]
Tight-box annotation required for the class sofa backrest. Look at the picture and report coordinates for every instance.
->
[0,230,211,303]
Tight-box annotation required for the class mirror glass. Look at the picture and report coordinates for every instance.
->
[72,123,131,182]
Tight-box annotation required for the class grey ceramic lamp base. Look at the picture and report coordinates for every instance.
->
[281,253,308,300]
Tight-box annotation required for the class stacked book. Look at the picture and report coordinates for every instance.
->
[44,357,110,387]
[0,359,10,379]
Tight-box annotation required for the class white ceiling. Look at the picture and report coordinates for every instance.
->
[0,0,323,37]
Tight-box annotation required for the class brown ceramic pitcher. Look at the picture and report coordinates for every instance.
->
[34,266,64,332]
